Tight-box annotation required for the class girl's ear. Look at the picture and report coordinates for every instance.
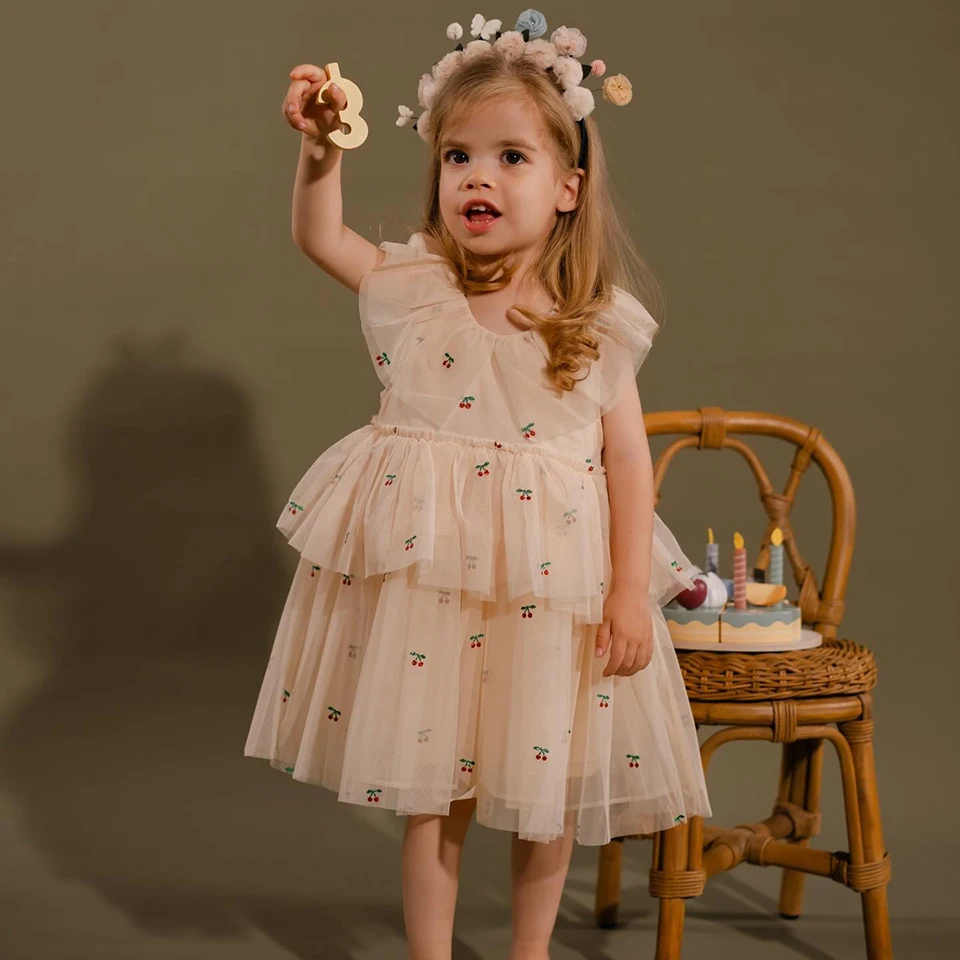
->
[556,168,584,214]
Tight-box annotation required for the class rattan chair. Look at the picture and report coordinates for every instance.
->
[594,407,892,959]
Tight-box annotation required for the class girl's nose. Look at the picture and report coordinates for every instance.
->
[465,170,495,189]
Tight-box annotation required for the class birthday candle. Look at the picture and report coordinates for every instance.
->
[769,527,784,586]
[705,527,719,574]
[733,531,747,610]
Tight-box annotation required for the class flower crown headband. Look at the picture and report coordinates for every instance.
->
[395,9,634,170]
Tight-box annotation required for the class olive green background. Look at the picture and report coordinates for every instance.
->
[1,2,956,958]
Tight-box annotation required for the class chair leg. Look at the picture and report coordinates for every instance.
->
[777,738,824,919]
[653,820,691,960]
[595,838,623,928]
[840,700,893,960]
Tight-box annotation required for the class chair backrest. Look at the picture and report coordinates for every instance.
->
[644,407,855,640]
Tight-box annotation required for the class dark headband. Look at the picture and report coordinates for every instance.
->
[576,117,589,170]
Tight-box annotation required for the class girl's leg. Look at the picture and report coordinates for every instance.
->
[401,797,477,960]
[509,822,576,960]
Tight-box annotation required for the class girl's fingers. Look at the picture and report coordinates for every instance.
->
[283,78,313,128]
[318,82,346,111]
[289,64,328,82]
[602,635,626,678]
[596,621,611,658]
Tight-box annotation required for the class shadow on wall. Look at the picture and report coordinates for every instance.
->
[0,333,428,958]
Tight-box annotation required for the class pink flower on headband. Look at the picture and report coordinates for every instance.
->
[590,59,606,77]
[550,26,587,59]
[493,30,527,60]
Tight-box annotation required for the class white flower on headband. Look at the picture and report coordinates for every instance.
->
[396,104,415,127]
[522,37,559,70]
[446,22,463,41]
[418,72,437,108]
[463,39,493,61]
[563,86,595,121]
[432,49,464,83]
[470,14,502,40]
[550,26,587,58]
[552,55,583,91]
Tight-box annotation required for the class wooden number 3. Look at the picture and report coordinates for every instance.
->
[316,62,369,150]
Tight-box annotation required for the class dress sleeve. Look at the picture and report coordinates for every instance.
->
[596,286,661,415]
[358,231,460,386]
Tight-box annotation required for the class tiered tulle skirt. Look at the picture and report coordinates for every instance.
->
[244,420,712,844]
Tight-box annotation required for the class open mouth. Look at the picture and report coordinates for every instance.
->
[462,202,502,225]
[461,202,502,235]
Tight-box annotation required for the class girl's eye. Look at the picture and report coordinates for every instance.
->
[442,149,526,165]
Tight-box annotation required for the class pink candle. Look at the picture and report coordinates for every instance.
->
[733,531,747,610]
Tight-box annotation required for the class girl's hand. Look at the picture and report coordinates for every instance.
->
[282,64,349,140]
[596,589,654,678]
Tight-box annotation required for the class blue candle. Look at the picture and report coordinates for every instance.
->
[706,527,719,574]
[769,527,784,586]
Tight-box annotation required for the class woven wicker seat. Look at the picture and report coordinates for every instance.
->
[678,637,877,701]
[594,408,893,959]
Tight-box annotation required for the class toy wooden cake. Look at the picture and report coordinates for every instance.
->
[664,527,802,647]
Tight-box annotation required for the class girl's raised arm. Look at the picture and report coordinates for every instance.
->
[283,64,385,294]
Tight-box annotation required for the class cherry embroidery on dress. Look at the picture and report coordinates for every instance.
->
[384,473,396,486]
[375,352,391,366]
[460,758,476,773]
[475,461,490,476]
[585,458,594,471]
[597,693,610,709]
[466,554,478,570]
[459,395,475,409]
[366,788,383,803]
[540,561,551,576]
[520,422,536,439]
[674,814,687,824]
[282,689,291,703]
[341,573,353,586]
[626,753,640,768]
[563,509,578,525]
[516,488,533,501]
[410,651,426,667]
[438,590,452,605]
[469,632,484,649]
[521,603,537,619]
[533,745,550,761]
[310,564,320,577]
[404,534,418,551]
[327,707,342,722]
[442,352,455,368]
[287,500,304,516]
[417,727,432,743]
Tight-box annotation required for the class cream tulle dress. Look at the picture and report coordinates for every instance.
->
[244,231,712,844]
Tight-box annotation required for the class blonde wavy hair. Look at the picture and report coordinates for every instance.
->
[417,50,664,392]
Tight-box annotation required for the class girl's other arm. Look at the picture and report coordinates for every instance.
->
[597,379,656,677]
[284,65,385,293]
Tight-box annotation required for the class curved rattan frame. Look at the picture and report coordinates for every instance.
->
[593,408,893,959]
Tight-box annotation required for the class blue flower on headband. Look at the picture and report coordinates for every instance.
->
[514,8,547,40]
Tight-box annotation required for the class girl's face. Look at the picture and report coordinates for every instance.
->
[437,97,582,266]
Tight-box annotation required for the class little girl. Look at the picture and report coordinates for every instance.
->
[246,10,711,957]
